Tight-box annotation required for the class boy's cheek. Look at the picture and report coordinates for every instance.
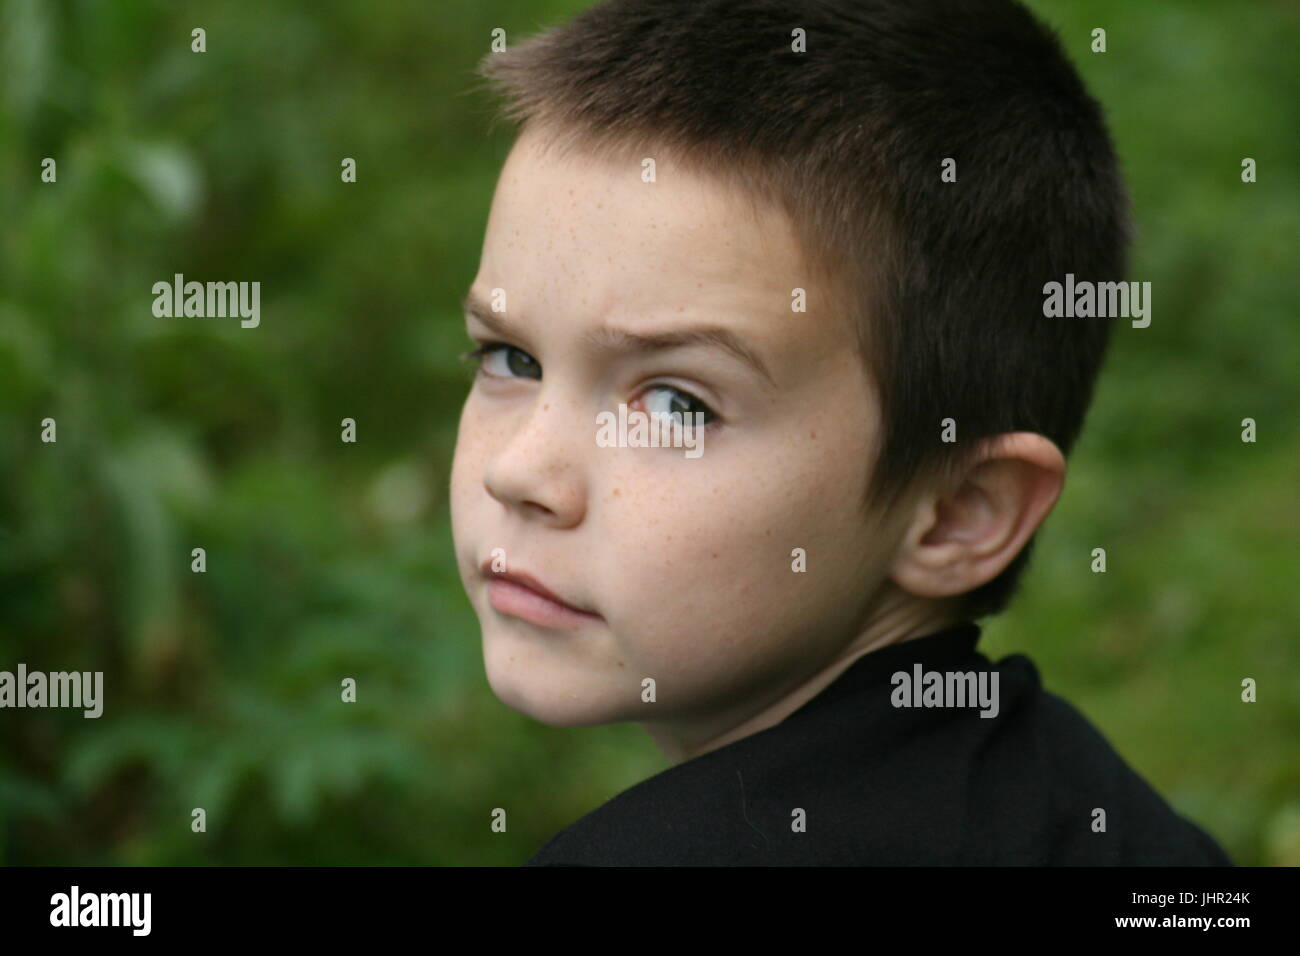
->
[608,549,790,649]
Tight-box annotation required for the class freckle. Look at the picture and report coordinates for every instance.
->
[810,430,817,439]
[544,403,549,410]
[617,661,625,667]
[612,488,620,496]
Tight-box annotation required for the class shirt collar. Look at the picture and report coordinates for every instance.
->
[786,621,984,721]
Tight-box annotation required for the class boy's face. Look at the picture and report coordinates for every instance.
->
[451,126,920,758]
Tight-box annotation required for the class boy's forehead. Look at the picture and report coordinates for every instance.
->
[476,129,843,355]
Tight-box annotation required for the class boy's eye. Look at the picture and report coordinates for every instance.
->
[462,343,541,380]
[636,385,717,426]
[461,344,718,427]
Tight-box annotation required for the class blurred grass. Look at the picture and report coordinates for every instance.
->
[0,0,1296,865]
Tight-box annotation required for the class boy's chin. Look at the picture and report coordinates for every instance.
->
[489,680,621,728]
[481,647,626,728]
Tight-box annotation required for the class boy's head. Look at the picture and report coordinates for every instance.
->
[451,0,1127,758]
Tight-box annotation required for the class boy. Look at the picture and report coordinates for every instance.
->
[449,0,1231,865]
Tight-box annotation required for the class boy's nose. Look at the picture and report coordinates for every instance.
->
[482,396,588,528]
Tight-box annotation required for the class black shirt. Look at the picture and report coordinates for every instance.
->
[523,622,1232,865]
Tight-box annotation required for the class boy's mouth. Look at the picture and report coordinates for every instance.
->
[479,560,603,629]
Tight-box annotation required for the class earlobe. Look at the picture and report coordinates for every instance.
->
[889,434,1065,600]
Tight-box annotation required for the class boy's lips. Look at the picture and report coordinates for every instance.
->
[479,559,603,628]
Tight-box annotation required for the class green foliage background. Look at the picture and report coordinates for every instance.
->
[1,0,1296,865]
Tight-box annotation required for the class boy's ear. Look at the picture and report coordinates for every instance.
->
[889,433,1066,600]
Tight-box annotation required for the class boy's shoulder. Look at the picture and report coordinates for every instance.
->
[523,623,1232,866]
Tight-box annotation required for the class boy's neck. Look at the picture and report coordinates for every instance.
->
[641,599,966,765]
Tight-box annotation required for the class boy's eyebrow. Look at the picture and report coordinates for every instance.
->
[460,291,776,388]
